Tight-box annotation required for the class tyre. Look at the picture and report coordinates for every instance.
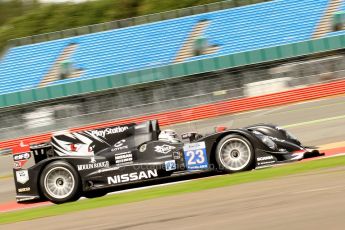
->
[40,161,81,204]
[215,134,254,173]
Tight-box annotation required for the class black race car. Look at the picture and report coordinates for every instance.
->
[12,120,323,204]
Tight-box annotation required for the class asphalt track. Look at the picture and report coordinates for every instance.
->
[166,94,345,146]
[1,94,345,177]
[2,166,345,230]
[0,94,345,210]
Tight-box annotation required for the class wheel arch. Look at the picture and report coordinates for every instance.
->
[38,159,82,203]
[35,158,82,198]
[208,130,259,169]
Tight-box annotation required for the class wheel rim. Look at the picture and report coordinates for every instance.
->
[44,166,75,199]
[219,138,252,171]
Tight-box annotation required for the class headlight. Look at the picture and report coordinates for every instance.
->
[253,131,277,150]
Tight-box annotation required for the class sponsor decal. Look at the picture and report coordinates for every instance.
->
[18,187,30,193]
[173,151,181,159]
[77,161,109,171]
[114,139,126,148]
[12,140,30,154]
[154,145,176,154]
[257,156,274,161]
[16,170,29,184]
[107,169,158,184]
[91,126,129,138]
[111,139,128,151]
[19,141,29,148]
[257,160,276,166]
[14,161,21,169]
[52,132,96,156]
[139,144,147,152]
[256,155,276,166]
[115,151,133,164]
[165,160,176,171]
[90,156,96,164]
[13,152,31,161]
[183,142,208,170]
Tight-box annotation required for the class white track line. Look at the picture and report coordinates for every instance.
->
[283,114,345,128]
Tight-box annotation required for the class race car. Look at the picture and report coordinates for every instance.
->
[12,120,323,204]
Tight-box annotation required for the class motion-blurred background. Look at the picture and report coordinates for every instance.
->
[0,0,344,151]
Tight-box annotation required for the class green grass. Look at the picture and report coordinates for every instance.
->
[1,156,345,224]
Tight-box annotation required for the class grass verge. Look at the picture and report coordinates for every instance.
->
[1,156,345,224]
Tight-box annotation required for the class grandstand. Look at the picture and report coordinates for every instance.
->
[0,0,342,95]
[0,0,343,141]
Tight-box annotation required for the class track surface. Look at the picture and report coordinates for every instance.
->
[2,167,345,230]
[167,94,345,146]
[1,95,345,204]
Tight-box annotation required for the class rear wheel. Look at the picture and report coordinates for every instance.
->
[216,134,254,173]
[40,161,81,204]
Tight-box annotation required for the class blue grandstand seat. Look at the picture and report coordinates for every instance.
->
[0,0,332,94]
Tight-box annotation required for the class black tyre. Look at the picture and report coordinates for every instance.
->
[215,134,254,173]
[40,161,81,204]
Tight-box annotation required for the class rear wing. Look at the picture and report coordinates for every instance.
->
[11,120,161,168]
[50,120,160,156]
[12,141,52,202]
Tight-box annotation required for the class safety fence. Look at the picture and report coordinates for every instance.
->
[1,77,345,150]
[0,51,344,141]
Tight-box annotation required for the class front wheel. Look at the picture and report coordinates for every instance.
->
[215,134,254,173]
[40,161,81,204]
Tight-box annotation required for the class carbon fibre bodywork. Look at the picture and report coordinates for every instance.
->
[12,120,323,202]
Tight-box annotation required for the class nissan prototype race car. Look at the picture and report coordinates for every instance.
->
[12,120,323,204]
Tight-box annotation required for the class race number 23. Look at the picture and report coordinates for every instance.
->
[185,150,205,165]
[183,142,208,170]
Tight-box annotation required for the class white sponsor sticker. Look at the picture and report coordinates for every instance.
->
[257,156,274,161]
[107,169,158,184]
[91,126,129,138]
[165,160,177,171]
[154,145,176,154]
[77,161,109,171]
[16,170,29,184]
[111,139,128,151]
[183,142,206,151]
[115,151,133,164]
[13,152,31,161]
[18,187,30,192]
[139,144,147,152]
